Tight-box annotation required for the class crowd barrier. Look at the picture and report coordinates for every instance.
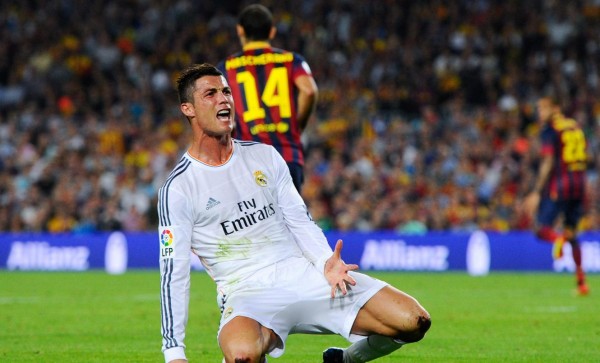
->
[1,231,599,274]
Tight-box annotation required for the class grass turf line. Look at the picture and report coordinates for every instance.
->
[0,271,598,362]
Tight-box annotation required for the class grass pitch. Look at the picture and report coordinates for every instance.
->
[0,270,598,362]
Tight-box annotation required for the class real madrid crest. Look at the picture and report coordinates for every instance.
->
[254,170,268,187]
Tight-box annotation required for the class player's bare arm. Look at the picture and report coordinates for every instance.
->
[523,154,553,217]
[295,74,318,131]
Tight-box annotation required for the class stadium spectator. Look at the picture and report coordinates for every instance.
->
[0,0,598,239]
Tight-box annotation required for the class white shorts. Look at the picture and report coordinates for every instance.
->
[216,255,387,357]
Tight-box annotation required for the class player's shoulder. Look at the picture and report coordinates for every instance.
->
[223,50,244,60]
[235,139,280,158]
[219,51,245,73]
[235,139,274,152]
[160,156,193,190]
[549,116,580,134]
[270,47,306,59]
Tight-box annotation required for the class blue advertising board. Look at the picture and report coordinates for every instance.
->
[1,230,599,274]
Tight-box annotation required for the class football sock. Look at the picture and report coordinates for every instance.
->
[576,268,586,285]
[571,242,582,267]
[344,335,405,363]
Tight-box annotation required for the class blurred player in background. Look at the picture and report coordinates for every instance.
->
[523,96,589,295]
[158,63,430,363]
[217,4,318,193]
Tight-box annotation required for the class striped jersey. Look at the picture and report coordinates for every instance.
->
[157,140,332,361]
[217,42,313,165]
[540,115,588,200]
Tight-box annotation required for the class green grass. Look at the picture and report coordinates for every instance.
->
[0,271,598,362]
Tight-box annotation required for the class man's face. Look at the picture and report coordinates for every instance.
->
[185,75,235,136]
[536,98,554,124]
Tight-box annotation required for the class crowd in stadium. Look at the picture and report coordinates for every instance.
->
[1,0,600,233]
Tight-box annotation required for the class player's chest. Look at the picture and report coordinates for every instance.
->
[191,168,278,227]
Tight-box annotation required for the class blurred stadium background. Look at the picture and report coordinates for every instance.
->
[1,1,600,270]
[2,2,600,362]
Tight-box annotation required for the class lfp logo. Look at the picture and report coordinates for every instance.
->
[160,228,174,258]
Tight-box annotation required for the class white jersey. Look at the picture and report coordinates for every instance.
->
[158,140,333,361]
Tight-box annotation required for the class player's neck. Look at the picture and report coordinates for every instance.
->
[243,41,270,51]
[188,137,233,167]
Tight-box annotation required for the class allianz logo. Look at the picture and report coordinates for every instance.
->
[360,239,450,271]
[6,241,90,271]
[5,232,129,273]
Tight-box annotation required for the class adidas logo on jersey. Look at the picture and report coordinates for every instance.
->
[205,197,221,210]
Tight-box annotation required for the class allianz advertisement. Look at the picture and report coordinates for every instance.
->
[1,231,600,274]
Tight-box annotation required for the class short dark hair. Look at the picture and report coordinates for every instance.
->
[176,63,223,104]
[238,4,273,41]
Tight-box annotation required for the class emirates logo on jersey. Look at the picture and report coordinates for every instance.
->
[254,170,268,187]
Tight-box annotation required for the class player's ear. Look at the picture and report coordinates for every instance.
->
[269,26,276,40]
[181,102,195,118]
[236,25,245,40]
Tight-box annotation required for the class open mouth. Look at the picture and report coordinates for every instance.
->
[217,109,231,121]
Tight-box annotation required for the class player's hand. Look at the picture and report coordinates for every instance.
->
[324,239,358,298]
[522,192,541,218]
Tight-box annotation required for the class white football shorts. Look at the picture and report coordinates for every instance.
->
[216,255,387,357]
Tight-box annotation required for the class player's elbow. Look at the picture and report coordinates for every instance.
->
[297,76,319,99]
[299,89,318,106]
[305,86,318,99]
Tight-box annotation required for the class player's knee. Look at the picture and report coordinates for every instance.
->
[414,313,432,341]
[222,344,263,363]
[222,353,258,363]
[563,228,575,241]
[396,310,431,343]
